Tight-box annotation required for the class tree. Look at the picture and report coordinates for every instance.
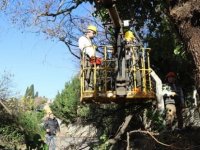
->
[0,71,13,100]
[23,84,41,111]
[0,0,8,11]
[1,0,105,59]
[35,91,39,97]
[25,84,39,99]
[1,1,199,88]
[1,1,200,149]
[0,72,45,149]
[51,75,80,122]
[165,0,200,91]
[0,71,15,116]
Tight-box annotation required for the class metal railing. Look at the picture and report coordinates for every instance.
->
[80,45,155,102]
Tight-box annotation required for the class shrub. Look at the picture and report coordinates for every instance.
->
[51,75,80,122]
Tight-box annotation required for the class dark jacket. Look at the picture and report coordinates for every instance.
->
[44,118,59,135]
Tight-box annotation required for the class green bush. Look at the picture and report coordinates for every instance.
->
[0,124,24,148]
[77,105,91,118]
[51,75,80,122]
[18,111,45,140]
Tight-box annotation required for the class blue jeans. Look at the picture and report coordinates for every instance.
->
[46,134,56,150]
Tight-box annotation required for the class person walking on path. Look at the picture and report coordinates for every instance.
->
[44,113,60,150]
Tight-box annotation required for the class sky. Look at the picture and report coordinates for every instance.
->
[0,2,97,100]
[0,17,79,100]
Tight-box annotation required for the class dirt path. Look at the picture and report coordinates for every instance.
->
[54,122,98,150]
[55,136,97,150]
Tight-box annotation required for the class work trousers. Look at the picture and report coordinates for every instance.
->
[84,58,93,90]
[46,134,56,150]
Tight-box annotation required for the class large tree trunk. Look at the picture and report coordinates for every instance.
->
[169,0,200,88]
[168,0,200,89]
[179,22,200,88]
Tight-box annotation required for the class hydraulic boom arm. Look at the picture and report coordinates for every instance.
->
[96,0,127,97]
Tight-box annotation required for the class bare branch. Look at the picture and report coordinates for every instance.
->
[0,72,13,99]
[59,37,80,59]
[2,0,107,60]
[38,1,82,18]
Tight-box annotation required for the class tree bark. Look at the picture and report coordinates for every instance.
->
[168,0,200,90]
[179,22,200,88]
[108,114,133,150]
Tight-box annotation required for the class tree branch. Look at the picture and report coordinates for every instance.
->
[38,1,82,18]
[108,114,133,150]
[170,0,200,21]
[59,37,80,59]
[127,130,200,150]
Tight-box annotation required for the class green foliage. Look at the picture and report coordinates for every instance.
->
[25,84,39,99]
[20,96,35,111]
[51,75,80,122]
[0,1,196,148]
[18,111,45,140]
[77,104,91,118]
[0,97,46,149]
[36,110,45,121]
[0,123,24,149]
[93,0,195,90]
[35,91,39,97]
[22,85,47,111]
[146,109,165,131]
[94,133,110,150]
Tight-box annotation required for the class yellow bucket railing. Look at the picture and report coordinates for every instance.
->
[80,45,154,101]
